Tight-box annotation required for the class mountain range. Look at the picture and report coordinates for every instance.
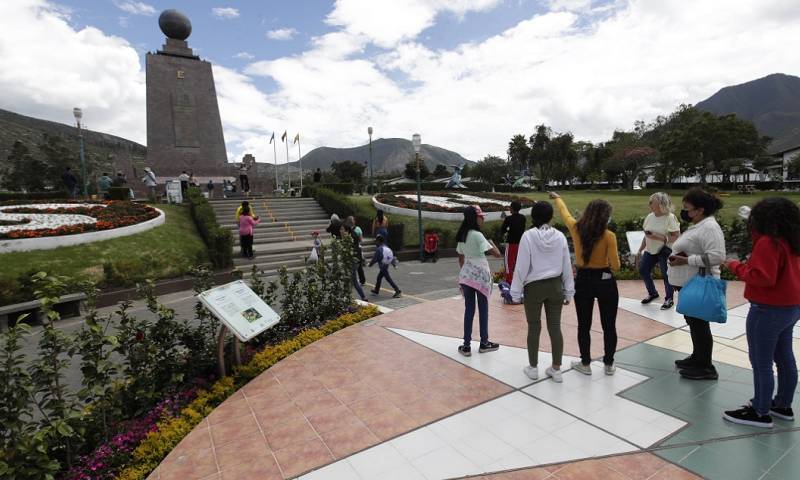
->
[291,138,473,175]
[2,73,799,183]
[696,73,800,153]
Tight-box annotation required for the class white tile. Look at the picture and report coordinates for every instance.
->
[626,424,674,449]
[411,445,482,479]
[299,460,360,480]
[483,450,538,473]
[347,443,409,479]
[618,297,686,327]
[390,428,447,461]
[431,412,483,439]
[491,391,542,415]
[456,430,516,464]
[486,415,549,449]
[554,421,637,456]
[373,464,427,480]
[518,434,589,465]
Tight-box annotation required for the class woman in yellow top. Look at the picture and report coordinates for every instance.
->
[550,192,621,376]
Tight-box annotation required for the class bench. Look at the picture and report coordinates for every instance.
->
[0,292,87,331]
[737,184,756,194]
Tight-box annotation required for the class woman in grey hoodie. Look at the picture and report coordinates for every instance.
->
[510,201,575,383]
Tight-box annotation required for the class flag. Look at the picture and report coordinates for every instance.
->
[269,132,275,144]
[293,133,300,144]
[281,131,287,142]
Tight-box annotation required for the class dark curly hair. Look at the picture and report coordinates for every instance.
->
[575,199,612,264]
[749,197,800,255]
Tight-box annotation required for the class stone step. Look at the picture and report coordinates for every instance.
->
[223,221,330,233]
[233,230,331,245]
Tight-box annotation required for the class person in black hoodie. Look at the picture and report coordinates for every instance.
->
[501,200,527,284]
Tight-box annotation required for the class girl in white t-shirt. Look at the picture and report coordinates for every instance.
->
[636,192,681,309]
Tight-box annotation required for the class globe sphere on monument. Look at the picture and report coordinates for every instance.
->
[158,9,192,40]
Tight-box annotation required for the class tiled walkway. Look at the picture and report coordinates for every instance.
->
[151,280,800,480]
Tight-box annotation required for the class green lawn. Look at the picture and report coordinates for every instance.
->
[0,204,207,301]
[353,189,800,247]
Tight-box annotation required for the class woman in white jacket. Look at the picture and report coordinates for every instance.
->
[511,201,575,383]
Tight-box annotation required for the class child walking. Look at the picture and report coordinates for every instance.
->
[369,234,402,298]
[456,206,503,357]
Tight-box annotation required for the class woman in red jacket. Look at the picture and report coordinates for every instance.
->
[723,197,800,428]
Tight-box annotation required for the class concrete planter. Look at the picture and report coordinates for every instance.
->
[0,208,166,253]
[372,196,531,221]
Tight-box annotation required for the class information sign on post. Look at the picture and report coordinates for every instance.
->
[198,280,280,342]
[166,180,183,204]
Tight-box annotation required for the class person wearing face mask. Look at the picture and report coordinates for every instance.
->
[667,188,726,380]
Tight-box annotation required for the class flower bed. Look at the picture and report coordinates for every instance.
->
[375,191,534,213]
[0,201,159,239]
[114,304,380,480]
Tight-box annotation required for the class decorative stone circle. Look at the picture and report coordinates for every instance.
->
[373,191,534,221]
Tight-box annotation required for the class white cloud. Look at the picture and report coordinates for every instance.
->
[3,0,800,168]
[114,1,155,16]
[212,7,240,19]
[266,28,298,41]
[0,0,146,142]
[325,0,502,48]
[233,51,255,60]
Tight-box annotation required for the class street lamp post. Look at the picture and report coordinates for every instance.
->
[412,133,423,261]
[73,107,88,198]
[368,126,374,195]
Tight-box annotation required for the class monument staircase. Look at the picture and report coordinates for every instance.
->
[210,196,375,279]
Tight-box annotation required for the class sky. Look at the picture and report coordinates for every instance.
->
[0,0,798,165]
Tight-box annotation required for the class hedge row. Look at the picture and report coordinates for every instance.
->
[310,187,405,251]
[186,188,233,268]
[0,190,68,202]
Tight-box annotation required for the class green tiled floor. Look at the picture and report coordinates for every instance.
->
[615,343,800,479]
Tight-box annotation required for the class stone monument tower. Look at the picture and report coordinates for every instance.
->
[146,9,227,178]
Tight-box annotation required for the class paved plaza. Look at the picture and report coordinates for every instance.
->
[145,277,800,480]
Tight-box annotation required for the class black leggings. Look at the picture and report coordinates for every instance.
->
[673,285,714,368]
[574,269,619,365]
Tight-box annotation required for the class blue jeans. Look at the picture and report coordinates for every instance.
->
[352,264,366,300]
[747,302,800,416]
[640,247,673,300]
[375,265,399,292]
[462,284,489,346]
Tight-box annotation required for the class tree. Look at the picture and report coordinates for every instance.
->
[38,134,78,189]
[528,125,575,190]
[330,160,366,183]
[404,160,430,180]
[432,164,449,178]
[507,134,531,174]
[471,155,509,184]
[1,141,47,192]
[603,128,658,190]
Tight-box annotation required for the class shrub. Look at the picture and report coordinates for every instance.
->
[0,190,68,202]
[185,188,232,269]
[107,187,131,201]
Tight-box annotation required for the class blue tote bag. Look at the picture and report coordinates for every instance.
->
[676,261,727,323]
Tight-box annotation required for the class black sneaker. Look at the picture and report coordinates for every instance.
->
[479,341,500,353]
[458,345,471,357]
[641,294,660,304]
[723,406,773,428]
[660,298,674,310]
[370,289,380,295]
[674,355,696,369]
[393,290,402,298]
[679,366,718,380]
[770,404,794,421]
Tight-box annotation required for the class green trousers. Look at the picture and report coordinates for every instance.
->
[523,276,564,367]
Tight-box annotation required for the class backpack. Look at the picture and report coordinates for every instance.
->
[380,245,395,266]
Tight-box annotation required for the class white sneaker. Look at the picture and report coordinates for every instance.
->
[604,364,616,376]
[571,360,592,375]
[523,365,538,380]
[545,366,563,383]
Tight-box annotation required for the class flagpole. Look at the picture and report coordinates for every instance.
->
[284,134,291,191]
[271,133,278,193]
[296,135,303,190]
